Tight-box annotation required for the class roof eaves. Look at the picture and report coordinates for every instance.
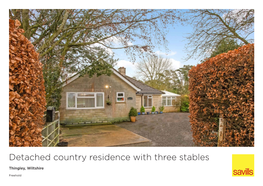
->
[112,69,141,91]
[136,91,164,95]
[62,73,80,87]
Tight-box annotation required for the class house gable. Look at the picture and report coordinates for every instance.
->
[62,69,141,92]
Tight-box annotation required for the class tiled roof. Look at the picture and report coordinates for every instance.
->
[122,75,164,95]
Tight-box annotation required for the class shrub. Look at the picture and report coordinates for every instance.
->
[151,106,156,112]
[180,95,189,112]
[129,107,138,117]
[9,19,46,147]
[188,44,254,147]
[140,106,145,113]
[159,106,164,112]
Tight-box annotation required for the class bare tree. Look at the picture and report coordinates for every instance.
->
[9,9,180,65]
[136,56,172,82]
[9,9,180,108]
[184,9,254,60]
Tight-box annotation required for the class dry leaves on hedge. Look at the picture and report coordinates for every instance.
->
[188,44,254,147]
[9,19,46,147]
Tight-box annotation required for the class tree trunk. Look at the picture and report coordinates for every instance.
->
[22,9,30,39]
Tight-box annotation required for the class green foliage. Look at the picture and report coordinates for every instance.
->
[106,99,111,105]
[209,39,241,59]
[43,60,62,110]
[159,106,164,112]
[140,106,145,113]
[143,65,193,95]
[151,106,156,112]
[129,107,138,117]
[172,65,193,95]
[180,95,189,112]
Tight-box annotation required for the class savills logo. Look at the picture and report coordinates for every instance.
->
[233,168,253,176]
[232,154,254,177]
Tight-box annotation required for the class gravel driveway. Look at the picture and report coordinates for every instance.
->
[115,112,195,147]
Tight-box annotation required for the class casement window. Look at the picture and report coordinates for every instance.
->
[67,92,104,109]
[162,96,176,106]
[116,92,125,102]
[143,95,153,107]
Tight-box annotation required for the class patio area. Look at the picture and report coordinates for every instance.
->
[60,124,151,147]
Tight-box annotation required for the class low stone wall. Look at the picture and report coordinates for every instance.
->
[163,106,180,113]
[62,116,130,125]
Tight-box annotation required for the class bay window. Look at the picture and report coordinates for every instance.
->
[67,92,104,109]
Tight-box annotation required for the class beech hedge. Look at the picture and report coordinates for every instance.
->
[9,19,46,147]
[188,44,254,147]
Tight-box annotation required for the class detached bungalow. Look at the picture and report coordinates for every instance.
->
[60,67,180,125]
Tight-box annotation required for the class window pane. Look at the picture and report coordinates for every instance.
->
[144,96,147,107]
[162,97,166,106]
[117,97,124,101]
[167,97,171,106]
[117,93,124,97]
[148,98,152,107]
[96,93,103,107]
[77,93,94,97]
[77,98,95,108]
[68,93,75,108]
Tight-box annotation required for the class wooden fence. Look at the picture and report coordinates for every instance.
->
[42,111,60,147]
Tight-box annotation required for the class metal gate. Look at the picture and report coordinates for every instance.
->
[42,111,60,147]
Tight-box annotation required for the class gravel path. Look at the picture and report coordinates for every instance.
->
[115,112,195,147]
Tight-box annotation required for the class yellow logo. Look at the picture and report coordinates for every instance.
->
[232,154,254,177]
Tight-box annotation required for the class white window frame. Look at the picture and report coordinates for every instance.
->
[66,92,104,109]
[116,92,125,102]
[162,96,175,106]
[143,95,153,108]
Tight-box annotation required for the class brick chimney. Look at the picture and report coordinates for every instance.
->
[118,67,126,76]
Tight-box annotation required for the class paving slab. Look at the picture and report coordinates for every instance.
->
[60,124,150,147]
